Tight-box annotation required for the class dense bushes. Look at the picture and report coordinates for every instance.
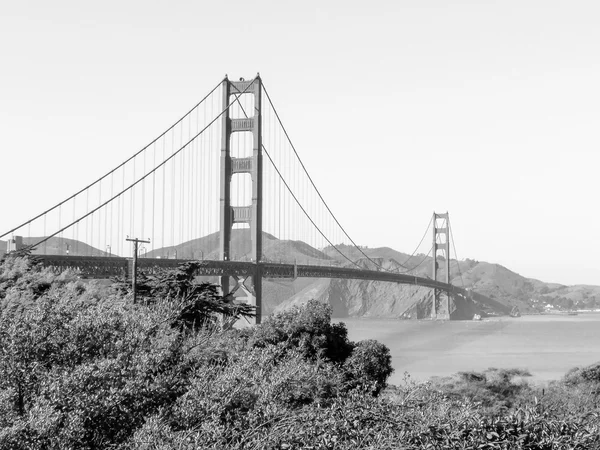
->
[250,300,354,363]
[0,256,394,448]
[0,254,599,449]
[429,368,534,415]
[343,339,393,395]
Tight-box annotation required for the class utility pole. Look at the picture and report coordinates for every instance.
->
[126,237,150,304]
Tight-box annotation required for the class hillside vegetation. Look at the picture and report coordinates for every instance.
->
[142,233,600,314]
[1,254,599,449]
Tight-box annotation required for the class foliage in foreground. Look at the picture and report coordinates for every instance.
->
[0,254,599,449]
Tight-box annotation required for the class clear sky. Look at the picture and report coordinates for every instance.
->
[1,0,598,286]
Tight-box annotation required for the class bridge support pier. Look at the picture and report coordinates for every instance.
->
[219,75,263,324]
[432,212,451,319]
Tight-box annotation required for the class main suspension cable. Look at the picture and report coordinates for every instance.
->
[262,147,364,270]
[262,84,385,269]
[28,77,257,250]
[448,219,465,288]
[401,215,434,268]
[404,247,433,274]
[263,82,437,275]
[1,80,222,240]
[231,86,364,268]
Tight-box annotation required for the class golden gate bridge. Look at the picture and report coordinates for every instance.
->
[1,75,509,322]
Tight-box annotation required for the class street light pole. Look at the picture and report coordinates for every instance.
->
[126,237,150,304]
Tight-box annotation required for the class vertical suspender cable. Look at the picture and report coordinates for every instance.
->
[203,98,207,239]
[58,204,62,253]
[200,104,204,240]
[72,196,76,250]
[110,172,114,255]
[86,189,89,255]
[0,82,221,243]
[121,165,125,255]
[278,127,282,240]
[90,210,94,256]
[131,157,136,243]
[151,142,156,254]
[98,180,102,253]
[207,96,211,238]
[188,109,193,250]
[180,124,184,250]
[188,114,193,254]
[162,137,166,256]
[171,130,175,251]
[188,113,193,256]
[207,95,211,237]
[141,145,146,247]
[448,220,465,288]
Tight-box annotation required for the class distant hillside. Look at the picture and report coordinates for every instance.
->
[323,245,600,313]
[147,229,333,264]
[273,257,513,319]
[275,258,434,318]
[5,232,598,317]
[323,244,465,280]
[147,235,507,318]
[147,234,600,317]
[2,237,109,257]
[147,230,337,317]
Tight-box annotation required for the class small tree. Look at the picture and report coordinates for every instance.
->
[137,262,255,330]
[343,339,393,395]
[250,299,354,363]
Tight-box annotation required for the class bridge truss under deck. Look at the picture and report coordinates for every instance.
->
[37,255,467,294]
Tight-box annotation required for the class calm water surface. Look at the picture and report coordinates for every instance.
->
[337,313,600,385]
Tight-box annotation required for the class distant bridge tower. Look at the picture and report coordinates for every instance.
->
[6,236,23,253]
[219,75,263,324]
[432,212,451,319]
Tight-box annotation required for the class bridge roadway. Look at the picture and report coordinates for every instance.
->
[36,255,467,296]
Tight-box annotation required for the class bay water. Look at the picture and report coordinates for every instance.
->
[337,313,600,385]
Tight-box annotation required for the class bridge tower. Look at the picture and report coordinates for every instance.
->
[431,212,451,319]
[219,75,263,324]
[6,236,23,253]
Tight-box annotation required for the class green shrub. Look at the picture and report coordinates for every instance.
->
[343,339,393,395]
[2,256,600,450]
[564,362,600,385]
[250,299,354,364]
[137,261,255,329]
[429,367,533,415]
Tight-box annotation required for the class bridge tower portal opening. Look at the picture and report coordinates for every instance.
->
[219,75,263,324]
[432,212,451,319]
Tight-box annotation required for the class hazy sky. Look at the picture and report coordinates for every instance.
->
[1,0,599,286]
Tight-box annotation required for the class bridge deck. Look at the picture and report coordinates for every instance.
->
[33,255,512,315]
[36,255,466,294]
